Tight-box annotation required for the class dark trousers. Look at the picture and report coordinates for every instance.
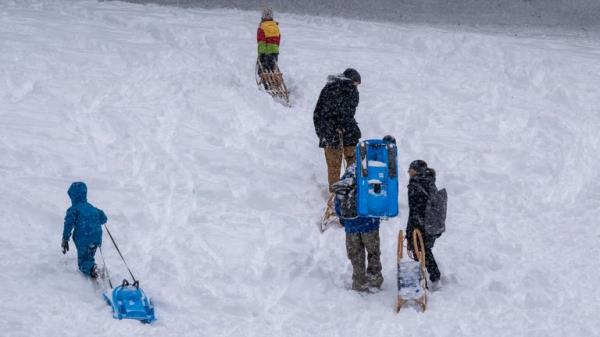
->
[407,227,441,282]
[76,243,97,276]
[258,53,279,72]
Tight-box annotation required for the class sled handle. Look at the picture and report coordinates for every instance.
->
[412,228,428,289]
[121,279,140,289]
[337,129,349,172]
[397,230,405,262]
[412,229,426,270]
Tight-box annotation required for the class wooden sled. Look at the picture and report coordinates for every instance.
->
[319,193,338,233]
[395,229,428,312]
[256,59,290,106]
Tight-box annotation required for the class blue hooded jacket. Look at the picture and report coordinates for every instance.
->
[333,165,380,234]
[62,182,107,247]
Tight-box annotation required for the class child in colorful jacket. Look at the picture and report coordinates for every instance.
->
[257,7,281,72]
[61,182,107,278]
[333,164,383,292]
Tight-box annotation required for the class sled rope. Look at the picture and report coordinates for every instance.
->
[98,245,113,289]
[104,224,138,284]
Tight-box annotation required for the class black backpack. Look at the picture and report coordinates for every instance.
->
[336,184,357,219]
[418,185,447,236]
[332,169,358,219]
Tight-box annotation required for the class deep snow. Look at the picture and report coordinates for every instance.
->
[1,1,600,336]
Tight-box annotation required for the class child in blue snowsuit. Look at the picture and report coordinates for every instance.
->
[333,164,383,292]
[61,182,107,278]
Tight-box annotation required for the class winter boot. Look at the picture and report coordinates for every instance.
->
[90,265,99,279]
[366,272,384,289]
[352,280,369,292]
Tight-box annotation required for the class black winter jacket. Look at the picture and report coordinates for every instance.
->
[407,168,437,234]
[313,75,361,148]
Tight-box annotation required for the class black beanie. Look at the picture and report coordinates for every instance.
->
[383,135,396,144]
[343,68,361,84]
[409,160,428,173]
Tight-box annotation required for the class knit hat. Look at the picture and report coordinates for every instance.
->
[409,160,428,173]
[383,135,396,144]
[343,68,361,84]
[261,7,273,20]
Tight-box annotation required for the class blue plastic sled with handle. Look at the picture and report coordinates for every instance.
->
[99,224,156,324]
[355,136,399,218]
[103,279,156,323]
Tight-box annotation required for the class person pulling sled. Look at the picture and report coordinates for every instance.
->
[255,7,289,104]
[61,182,107,279]
[314,68,362,228]
[406,160,447,286]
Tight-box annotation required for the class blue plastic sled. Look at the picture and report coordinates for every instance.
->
[104,280,156,323]
[355,137,399,218]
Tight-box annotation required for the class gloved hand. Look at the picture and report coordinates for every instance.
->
[61,240,69,254]
[332,177,353,196]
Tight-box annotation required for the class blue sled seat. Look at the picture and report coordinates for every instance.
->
[355,138,399,218]
[104,280,156,323]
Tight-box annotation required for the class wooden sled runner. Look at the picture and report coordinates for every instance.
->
[319,193,338,233]
[396,229,428,312]
[256,58,290,106]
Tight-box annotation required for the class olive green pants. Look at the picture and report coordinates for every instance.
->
[346,230,383,290]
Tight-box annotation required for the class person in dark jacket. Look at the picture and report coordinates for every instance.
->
[406,160,441,283]
[333,164,383,292]
[313,68,362,192]
[61,182,107,278]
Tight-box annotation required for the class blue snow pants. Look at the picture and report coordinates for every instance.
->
[76,243,97,276]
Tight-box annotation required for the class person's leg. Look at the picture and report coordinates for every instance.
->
[76,244,85,271]
[77,244,97,277]
[324,146,343,192]
[258,54,269,89]
[267,54,278,71]
[424,235,441,282]
[346,233,367,291]
[406,225,415,259]
[263,54,274,72]
[343,146,356,167]
[258,54,266,72]
[363,230,383,288]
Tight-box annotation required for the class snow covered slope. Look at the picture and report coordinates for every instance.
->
[130,0,600,30]
[1,1,599,336]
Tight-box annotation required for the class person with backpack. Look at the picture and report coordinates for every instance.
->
[61,182,107,278]
[332,164,383,292]
[313,68,362,193]
[257,7,281,72]
[406,160,446,284]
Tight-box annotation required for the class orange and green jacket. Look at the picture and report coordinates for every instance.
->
[257,20,280,55]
